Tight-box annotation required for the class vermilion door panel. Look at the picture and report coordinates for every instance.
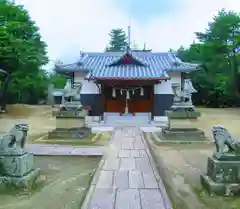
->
[128,100,151,112]
[105,99,125,112]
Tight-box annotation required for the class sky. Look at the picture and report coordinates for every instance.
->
[15,0,240,68]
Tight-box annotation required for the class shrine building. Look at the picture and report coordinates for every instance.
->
[54,49,199,125]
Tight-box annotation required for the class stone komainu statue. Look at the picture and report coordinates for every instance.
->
[0,123,29,155]
[212,125,240,157]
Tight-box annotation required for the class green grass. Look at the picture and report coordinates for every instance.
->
[0,176,44,195]
[0,156,100,209]
[192,184,240,209]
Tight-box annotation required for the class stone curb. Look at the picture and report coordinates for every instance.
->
[26,144,104,156]
[80,157,105,209]
[80,131,115,209]
[152,132,214,145]
[140,131,173,209]
[35,133,101,144]
[32,153,103,157]
[91,133,101,141]
[34,134,48,142]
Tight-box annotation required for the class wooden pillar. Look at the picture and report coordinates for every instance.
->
[181,72,185,91]
[71,72,74,88]
[151,85,154,120]
[100,83,104,121]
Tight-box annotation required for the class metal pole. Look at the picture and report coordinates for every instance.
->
[128,25,131,49]
[127,2,131,49]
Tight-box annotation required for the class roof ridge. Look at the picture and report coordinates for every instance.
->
[106,51,148,67]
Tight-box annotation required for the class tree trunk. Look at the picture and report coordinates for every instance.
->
[0,74,12,112]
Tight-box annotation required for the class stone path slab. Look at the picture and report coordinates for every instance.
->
[140,127,162,132]
[82,127,172,209]
[26,144,104,156]
[92,126,114,133]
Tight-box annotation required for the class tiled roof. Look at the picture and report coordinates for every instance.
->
[54,62,89,73]
[86,65,169,80]
[54,51,199,79]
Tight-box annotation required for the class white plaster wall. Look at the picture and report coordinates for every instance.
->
[74,72,87,83]
[80,80,101,94]
[169,72,182,88]
[154,72,181,94]
[154,80,173,94]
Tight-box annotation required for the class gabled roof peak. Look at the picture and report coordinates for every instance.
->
[106,50,147,67]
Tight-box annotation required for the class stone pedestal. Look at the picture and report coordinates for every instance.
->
[165,110,201,119]
[52,110,85,118]
[0,153,34,176]
[56,117,85,129]
[48,114,89,138]
[162,117,205,141]
[162,128,205,141]
[48,127,90,138]
[0,153,40,188]
[49,105,90,139]
[171,102,195,111]
[201,156,240,195]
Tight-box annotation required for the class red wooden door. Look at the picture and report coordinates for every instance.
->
[128,100,151,112]
[105,99,125,112]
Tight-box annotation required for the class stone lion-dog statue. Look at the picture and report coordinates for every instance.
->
[212,125,240,158]
[0,123,29,155]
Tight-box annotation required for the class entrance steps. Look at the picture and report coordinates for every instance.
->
[89,113,169,128]
[104,112,150,126]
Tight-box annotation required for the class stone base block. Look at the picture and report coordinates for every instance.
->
[48,127,91,139]
[165,110,201,119]
[0,153,34,177]
[207,156,240,183]
[162,128,205,141]
[168,118,200,129]
[52,110,85,118]
[0,168,40,189]
[200,173,240,196]
[56,117,85,129]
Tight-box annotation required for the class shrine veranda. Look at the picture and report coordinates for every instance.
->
[54,50,199,124]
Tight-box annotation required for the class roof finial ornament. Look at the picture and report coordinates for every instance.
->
[80,50,84,58]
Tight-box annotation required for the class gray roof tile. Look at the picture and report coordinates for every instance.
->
[54,51,199,79]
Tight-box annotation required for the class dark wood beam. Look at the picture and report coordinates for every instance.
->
[97,80,158,86]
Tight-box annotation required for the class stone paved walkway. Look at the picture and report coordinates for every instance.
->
[26,144,104,156]
[82,127,171,209]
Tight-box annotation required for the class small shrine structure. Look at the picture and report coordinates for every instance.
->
[54,48,200,125]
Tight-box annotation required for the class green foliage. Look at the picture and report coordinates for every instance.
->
[0,1,48,72]
[105,28,128,51]
[48,73,68,89]
[177,9,240,107]
[0,1,49,106]
[8,69,49,104]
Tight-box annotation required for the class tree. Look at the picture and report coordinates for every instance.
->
[0,1,48,111]
[48,72,68,89]
[177,9,240,107]
[196,9,240,95]
[105,28,128,51]
[8,69,49,104]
